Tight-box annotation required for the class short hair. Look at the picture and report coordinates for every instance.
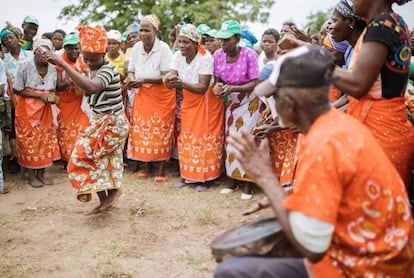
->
[262,28,280,42]
[281,20,296,28]
[53,29,66,37]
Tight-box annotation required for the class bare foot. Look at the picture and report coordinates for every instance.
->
[100,188,123,211]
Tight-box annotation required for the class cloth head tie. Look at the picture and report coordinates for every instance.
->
[141,15,160,31]
[178,24,206,55]
[78,25,108,54]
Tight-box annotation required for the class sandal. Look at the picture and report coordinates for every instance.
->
[174,181,187,188]
[154,176,168,183]
[29,178,43,188]
[37,176,53,185]
[220,185,239,194]
[0,189,10,194]
[195,185,208,192]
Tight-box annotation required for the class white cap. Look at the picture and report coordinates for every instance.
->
[107,29,122,43]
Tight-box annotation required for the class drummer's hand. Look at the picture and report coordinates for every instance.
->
[242,196,270,216]
[226,130,273,181]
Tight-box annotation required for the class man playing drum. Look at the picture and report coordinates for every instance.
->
[215,45,413,277]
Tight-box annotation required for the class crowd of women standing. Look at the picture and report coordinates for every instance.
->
[1,0,414,219]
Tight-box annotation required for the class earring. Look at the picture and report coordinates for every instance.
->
[349,25,354,29]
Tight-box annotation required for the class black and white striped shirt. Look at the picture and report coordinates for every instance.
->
[87,63,124,115]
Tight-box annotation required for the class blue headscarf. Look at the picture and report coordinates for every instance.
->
[0,22,22,43]
[241,29,258,45]
[125,23,139,36]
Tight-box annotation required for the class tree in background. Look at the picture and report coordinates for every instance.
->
[305,8,332,35]
[59,0,275,40]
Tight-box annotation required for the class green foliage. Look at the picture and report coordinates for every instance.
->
[305,8,333,36]
[58,0,275,40]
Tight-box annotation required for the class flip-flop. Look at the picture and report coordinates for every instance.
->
[0,189,10,194]
[195,185,208,192]
[154,176,168,183]
[240,193,254,200]
[174,181,187,188]
[220,186,239,194]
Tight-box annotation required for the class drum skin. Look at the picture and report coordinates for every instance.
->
[211,215,301,262]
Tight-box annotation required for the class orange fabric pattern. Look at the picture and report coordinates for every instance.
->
[283,109,413,277]
[268,129,296,177]
[68,112,129,202]
[127,83,176,161]
[178,87,224,182]
[15,89,60,169]
[348,32,414,186]
[78,25,107,54]
[56,52,90,161]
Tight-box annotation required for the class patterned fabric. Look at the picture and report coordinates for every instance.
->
[335,0,354,18]
[268,130,299,185]
[14,88,60,169]
[171,51,224,182]
[179,24,201,43]
[348,14,414,186]
[86,63,124,115]
[56,52,90,161]
[0,22,22,43]
[13,57,60,168]
[141,15,160,31]
[283,109,413,277]
[214,46,260,182]
[363,13,411,99]
[78,25,107,54]
[127,83,176,161]
[68,112,129,202]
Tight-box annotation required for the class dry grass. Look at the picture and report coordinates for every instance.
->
[0,160,269,277]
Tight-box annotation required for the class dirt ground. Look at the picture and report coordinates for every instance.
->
[0,160,270,278]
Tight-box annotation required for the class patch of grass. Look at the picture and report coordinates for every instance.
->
[195,208,219,226]
[93,261,133,278]
[182,250,215,272]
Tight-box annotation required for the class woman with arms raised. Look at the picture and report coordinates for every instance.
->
[46,25,129,214]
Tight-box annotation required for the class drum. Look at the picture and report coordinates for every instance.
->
[210,215,301,262]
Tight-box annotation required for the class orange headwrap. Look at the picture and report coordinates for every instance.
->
[78,25,107,54]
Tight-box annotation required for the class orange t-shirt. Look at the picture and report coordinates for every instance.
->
[283,108,413,277]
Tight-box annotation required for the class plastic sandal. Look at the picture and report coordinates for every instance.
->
[174,181,187,188]
[195,185,208,192]
[154,176,168,183]
[240,193,254,200]
[220,186,239,194]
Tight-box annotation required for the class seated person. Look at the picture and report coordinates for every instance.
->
[215,45,413,278]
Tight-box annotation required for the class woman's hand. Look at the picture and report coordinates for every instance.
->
[45,50,62,66]
[126,77,144,88]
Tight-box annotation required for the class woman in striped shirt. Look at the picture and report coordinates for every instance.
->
[47,25,129,214]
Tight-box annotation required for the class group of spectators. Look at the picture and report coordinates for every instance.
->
[0,0,414,276]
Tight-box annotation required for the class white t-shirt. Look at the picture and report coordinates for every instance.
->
[128,39,172,79]
[170,51,214,86]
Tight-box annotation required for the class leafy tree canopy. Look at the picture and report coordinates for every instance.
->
[59,0,275,40]
[304,8,333,36]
